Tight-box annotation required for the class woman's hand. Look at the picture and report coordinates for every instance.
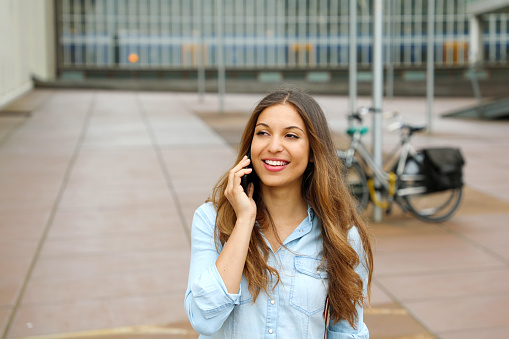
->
[224,156,257,224]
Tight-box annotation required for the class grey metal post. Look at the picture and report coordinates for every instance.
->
[427,0,435,134]
[372,0,384,222]
[217,0,225,114]
[349,0,357,121]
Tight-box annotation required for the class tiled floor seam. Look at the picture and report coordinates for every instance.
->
[372,275,437,338]
[135,93,191,245]
[442,227,509,266]
[1,91,98,339]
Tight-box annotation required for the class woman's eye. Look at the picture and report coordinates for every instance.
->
[287,134,299,139]
[256,131,269,136]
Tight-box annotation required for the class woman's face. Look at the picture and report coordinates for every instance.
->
[250,103,311,192]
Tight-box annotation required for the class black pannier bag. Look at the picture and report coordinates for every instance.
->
[421,148,465,192]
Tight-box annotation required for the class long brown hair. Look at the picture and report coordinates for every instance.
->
[209,86,373,328]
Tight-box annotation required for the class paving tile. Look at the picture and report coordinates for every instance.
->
[21,269,188,305]
[0,238,39,262]
[0,277,19,307]
[445,213,509,232]
[0,175,61,212]
[370,281,394,306]
[369,217,445,237]
[30,249,189,281]
[40,232,189,258]
[374,232,472,253]
[374,247,505,276]
[7,292,188,338]
[378,268,509,302]
[82,116,152,147]
[0,257,32,307]
[439,325,509,339]
[493,247,509,261]
[0,210,50,240]
[57,184,175,212]
[47,207,184,238]
[364,302,434,339]
[0,305,12,337]
[404,293,509,333]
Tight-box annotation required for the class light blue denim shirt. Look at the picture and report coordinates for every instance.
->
[185,202,369,339]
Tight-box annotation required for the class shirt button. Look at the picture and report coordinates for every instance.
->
[268,329,274,334]
[270,299,275,305]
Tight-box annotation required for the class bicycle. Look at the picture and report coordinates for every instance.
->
[337,107,464,223]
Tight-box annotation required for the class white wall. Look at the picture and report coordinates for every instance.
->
[0,0,55,108]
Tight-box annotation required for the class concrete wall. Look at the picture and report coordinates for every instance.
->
[0,0,55,108]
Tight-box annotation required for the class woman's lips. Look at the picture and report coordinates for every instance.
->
[262,159,289,172]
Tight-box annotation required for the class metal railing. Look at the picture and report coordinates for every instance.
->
[56,0,509,70]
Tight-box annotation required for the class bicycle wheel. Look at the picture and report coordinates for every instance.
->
[341,161,370,214]
[399,155,463,222]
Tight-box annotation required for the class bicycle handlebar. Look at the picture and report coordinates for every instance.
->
[349,107,384,122]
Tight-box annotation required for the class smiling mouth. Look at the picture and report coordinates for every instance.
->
[263,159,289,166]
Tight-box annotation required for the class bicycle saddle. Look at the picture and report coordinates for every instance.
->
[403,125,426,134]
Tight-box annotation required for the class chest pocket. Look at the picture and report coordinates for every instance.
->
[289,256,328,316]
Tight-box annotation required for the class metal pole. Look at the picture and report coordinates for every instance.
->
[426,0,435,133]
[372,0,383,222]
[216,0,225,114]
[349,0,357,121]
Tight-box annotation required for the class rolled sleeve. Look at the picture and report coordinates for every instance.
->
[327,226,370,338]
[327,322,369,339]
[192,265,241,319]
[185,203,240,335]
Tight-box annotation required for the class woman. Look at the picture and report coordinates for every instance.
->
[185,87,373,338]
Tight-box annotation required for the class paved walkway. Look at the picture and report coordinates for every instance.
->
[0,89,508,339]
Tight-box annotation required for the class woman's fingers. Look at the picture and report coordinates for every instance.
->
[225,156,252,197]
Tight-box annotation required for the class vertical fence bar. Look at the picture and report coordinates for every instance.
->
[330,0,338,67]
[489,14,496,62]
[276,0,284,67]
[436,0,443,66]
[415,0,422,65]
[217,0,225,114]
[385,0,394,98]
[73,0,82,66]
[340,0,348,65]
[427,0,435,134]
[349,0,357,117]
[372,0,384,222]
[361,1,369,66]
[196,0,205,100]
[501,13,508,63]
[394,0,400,65]
[458,0,465,65]
[403,0,411,64]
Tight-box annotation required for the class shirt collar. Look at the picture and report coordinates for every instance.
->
[282,205,315,245]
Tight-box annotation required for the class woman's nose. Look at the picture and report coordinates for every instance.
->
[268,137,284,153]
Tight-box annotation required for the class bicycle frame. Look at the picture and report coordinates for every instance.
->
[343,127,427,199]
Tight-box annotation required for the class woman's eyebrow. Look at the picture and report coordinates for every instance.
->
[255,123,304,132]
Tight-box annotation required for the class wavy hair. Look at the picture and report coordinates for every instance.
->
[208,86,373,328]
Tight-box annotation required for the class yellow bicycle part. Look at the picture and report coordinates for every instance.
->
[367,172,397,209]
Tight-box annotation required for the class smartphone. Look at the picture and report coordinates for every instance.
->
[241,151,253,194]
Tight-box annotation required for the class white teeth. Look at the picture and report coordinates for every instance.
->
[264,160,288,166]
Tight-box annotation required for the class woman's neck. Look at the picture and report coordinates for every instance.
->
[260,185,308,226]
